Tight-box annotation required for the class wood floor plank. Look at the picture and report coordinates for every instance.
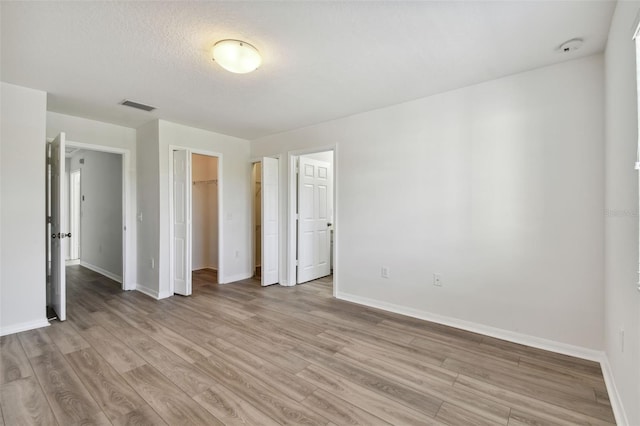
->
[0,376,58,425]
[46,321,91,354]
[195,355,330,425]
[77,325,147,374]
[107,325,219,396]
[335,344,511,424]
[0,334,33,384]
[214,324,310,373]
[297,364,440,425]
[30,350,102,425]
[442,356,597,401]
[123,364,222,425]
[127,317,213,364]
[436,401,503,426]
[507,409,569,426]
[452,360,612,422]
[301,388,392,426]
[455,374,615,425]
[209,338,317,402]
[111,404,168,426]
[18,328,57,359]
[290,337,443,417]
[193,382,281,426]
[65,348,147,421]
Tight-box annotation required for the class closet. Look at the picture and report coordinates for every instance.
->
[191,154,218,279]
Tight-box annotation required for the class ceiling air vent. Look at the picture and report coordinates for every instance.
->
[120,99,156,112]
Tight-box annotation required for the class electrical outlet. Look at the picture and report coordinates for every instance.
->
[150,258,155,269]
[381,266,390,279]
[620,329,625,353]
[433,273,442,287]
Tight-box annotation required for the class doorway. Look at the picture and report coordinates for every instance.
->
[46,134,132,322]
[251,157,280,287]
[169,147,223,296]
[289,149,335,286]
[191,153,219,288]
[66,148,124,283]
[252,162,262,279]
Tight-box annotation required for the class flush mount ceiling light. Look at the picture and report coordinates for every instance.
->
[212,39,261,74]
[558,38,583,53]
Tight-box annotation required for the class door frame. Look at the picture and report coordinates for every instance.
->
[68,168,81,262]
[64,140,133,290]
[169,146,223,294]
[250,155,282,285]
[287,145,338,296]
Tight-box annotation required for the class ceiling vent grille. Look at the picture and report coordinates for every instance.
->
[120,99,156,112]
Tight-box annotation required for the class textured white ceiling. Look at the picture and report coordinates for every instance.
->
[1,1,615,140]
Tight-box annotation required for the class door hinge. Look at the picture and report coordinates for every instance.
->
[295,259,299,266]
[295,213,299,220]
[46,216,52,224]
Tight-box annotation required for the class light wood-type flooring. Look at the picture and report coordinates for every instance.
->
[1,265,615,425]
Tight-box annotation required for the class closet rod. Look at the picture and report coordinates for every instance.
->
[192,179,218,185]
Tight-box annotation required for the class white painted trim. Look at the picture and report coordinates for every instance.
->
[0,319,50,336]
[169,146,223,294]
[80,261,122,284]
[135,283,172,300]
[65,259,80,266]
[192,266,218,272]
[632,8,640,39]
[287,146,337,290]
[220,272,252,284]
[335,290,603,362]
[600,355,629,426]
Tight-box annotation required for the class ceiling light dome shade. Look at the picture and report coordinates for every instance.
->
[212,39,261,74]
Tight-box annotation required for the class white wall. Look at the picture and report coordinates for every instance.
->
[192,154,218,270]
[252,55,605,351]
[0,82,48,335]
[158,120,251,290]
[136,121,161,297]
[69,150,123,279]
[603,2,640,424]
[47,112,137,288]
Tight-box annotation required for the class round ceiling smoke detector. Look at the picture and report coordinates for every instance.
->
[558,38,583,53]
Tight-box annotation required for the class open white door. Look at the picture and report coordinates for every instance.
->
[49,133,67,320]
[261,157,279,286]
[297,157,331,284]
[173,150,192,295]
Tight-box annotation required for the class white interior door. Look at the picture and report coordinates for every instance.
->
[297,157,331,284]
[173,150,192,295]
[50,133,66,320]
[261,157,279,286]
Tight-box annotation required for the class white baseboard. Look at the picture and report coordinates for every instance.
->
[221,272,253,284]
[135,283,172,300]
[0,318,50,336]
[65,259,80,266]
[335,291,602,362]
[193,266,218,272]
[600,355,629,426]
[80,261,122,284]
